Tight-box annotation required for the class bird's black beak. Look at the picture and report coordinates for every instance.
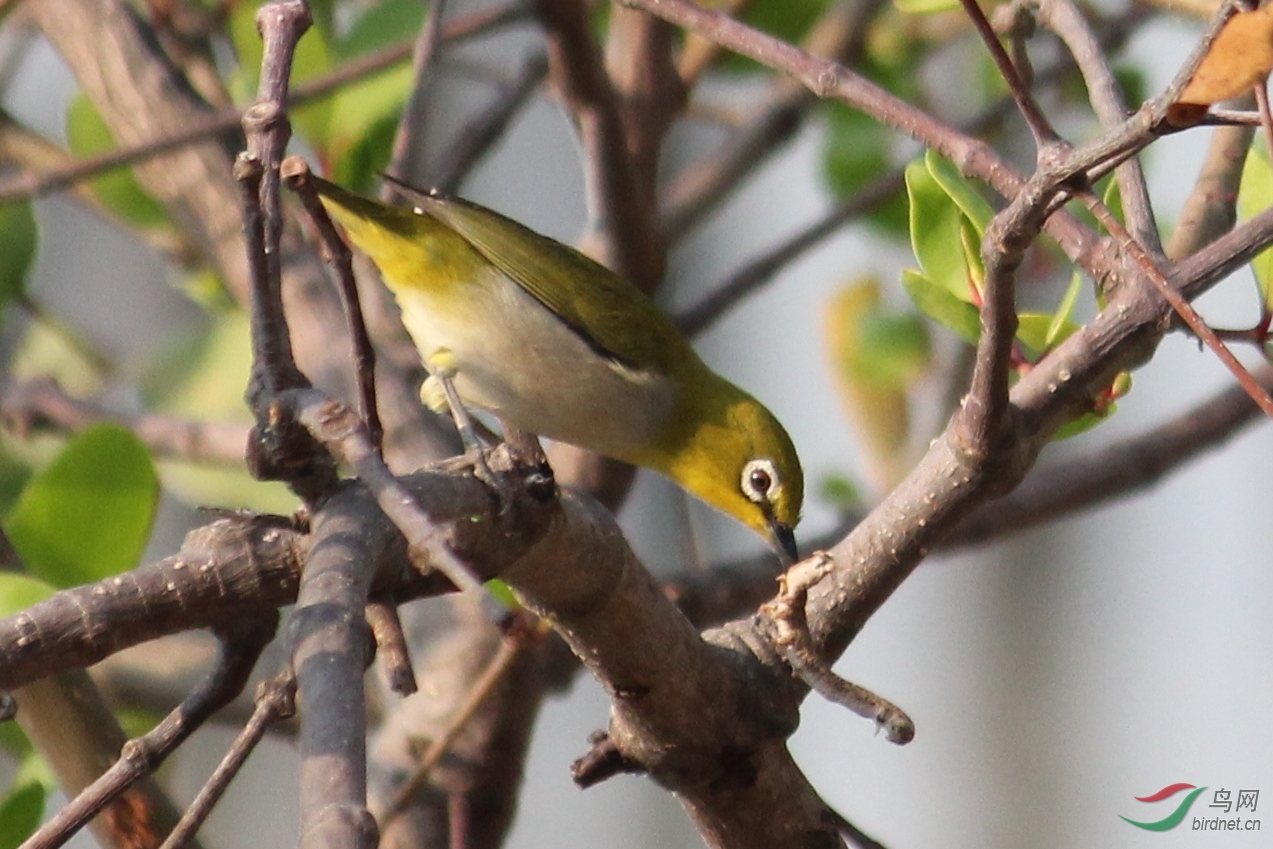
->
[768,518,798,567]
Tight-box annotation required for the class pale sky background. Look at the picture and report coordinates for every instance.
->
[3,3,1271,848]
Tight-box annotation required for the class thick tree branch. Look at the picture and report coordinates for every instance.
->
[0,462,558,694]
[501,494,840,849]
[950,366,1273,545]
[291,493,380,849]
[808,196,1273,661]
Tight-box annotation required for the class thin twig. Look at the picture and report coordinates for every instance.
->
[1084,194,1273,418]
[762,555,914,744]
[238,4,339,498]
[677,168,904,336]
[1035,0,1161,252]
[156,673,297,849]
[1166,120,1253,260]
[20,623,276,849]
[376,625,531,825]
[382,0,449,191]
[533,0,664,289]
[826,805,889,849]
[622,0,1097,263]
[286,388,501,599]
[676,14,1143,335]
[662,0,885,238]
[366,601,418,696]
[283,157,384,456]
[432,52,549,194]
[1255,83,1273,165]
[0,4,530,204]
[957,0,1058,146]
[235,152,310,411]
[0,378,250,466]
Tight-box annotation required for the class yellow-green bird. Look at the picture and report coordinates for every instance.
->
[312,176,803,561]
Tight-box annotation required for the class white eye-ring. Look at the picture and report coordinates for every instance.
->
[741,458,781,505]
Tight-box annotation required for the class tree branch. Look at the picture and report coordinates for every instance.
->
[0,378,250,467]
[950,366,1273,545]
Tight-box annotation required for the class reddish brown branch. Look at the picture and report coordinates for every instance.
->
[283,157,384,455]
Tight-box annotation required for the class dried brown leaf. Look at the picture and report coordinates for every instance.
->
[1178,6,1273,107]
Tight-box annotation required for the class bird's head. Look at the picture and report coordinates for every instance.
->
[643,384,804,564]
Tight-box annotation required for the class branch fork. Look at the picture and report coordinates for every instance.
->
[761,553,914,745]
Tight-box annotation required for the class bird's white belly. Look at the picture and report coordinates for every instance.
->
[396,270,678,457]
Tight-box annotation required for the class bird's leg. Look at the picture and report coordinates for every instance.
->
[422,376,501,445]
[424,349,485,454]
[424,350,514,504]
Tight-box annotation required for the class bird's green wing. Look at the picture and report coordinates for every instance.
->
[388,183,695,376]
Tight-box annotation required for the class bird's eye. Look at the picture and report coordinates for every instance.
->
[741,458,780,505]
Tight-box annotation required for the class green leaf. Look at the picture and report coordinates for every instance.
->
[0,574,54,618]
[330,113,401,193]
[0,782,44,849]
[822,104,889,197]
[1046,270,1085,349]
[484,578,519,611]
[894,0,960,14]
[323,0,432,185]
[1101,174,1125,231]
[308,0,337,36]
[327,68,413,182]
[1113,65,1148,110]
[1015,312,1055,354]
[818,474,863,512]
[901,269,981,343]
[826,280,923,477]
[743,0,831,43]
[1053,409,1111,440]
[906,159,973,301]
[335,0,426,61]
[1053,372,1130,439]
[64,97,169,230]
[821,104,908,235]
[0,723,29,761]
[1240,140,1273,312]
[852,310,932,387]
[5,425,158,588]
[925,149,994,234]
[820,114,903,232]
[959,218,984,297]
[0,201,36,308]
[0,450,32,520]
[142,313,297,514]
